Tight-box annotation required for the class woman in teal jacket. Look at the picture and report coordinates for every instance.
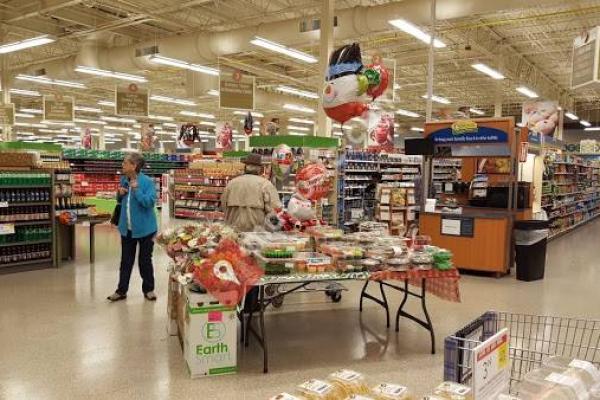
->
[107,152,158,302]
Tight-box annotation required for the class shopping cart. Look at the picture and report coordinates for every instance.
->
[444,311,600,394]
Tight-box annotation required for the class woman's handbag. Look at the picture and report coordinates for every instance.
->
[110,203,121,225]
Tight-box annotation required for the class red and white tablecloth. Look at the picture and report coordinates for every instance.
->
[369,268,461,303]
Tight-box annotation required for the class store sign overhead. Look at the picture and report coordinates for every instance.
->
[116,83,149,117]
[43,95,74,122]
[571,26,600,89]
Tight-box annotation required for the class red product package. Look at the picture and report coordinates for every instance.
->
[192,239,264,306]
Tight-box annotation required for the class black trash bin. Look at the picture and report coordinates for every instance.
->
[514,220,549,281]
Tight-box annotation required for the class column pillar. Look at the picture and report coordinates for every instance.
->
[422,0,437,204]
[0,28,11,141]
[98,127,106,150]
[316,0,334,137]
[494,88,503,117]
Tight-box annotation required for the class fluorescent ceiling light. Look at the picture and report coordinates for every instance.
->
[42,121,74,126]
[150,95,196,106]
[98,100,115,107]
[148,115,174,121]
[9,88,41,97]
[207,90,219,97]
[16,74,85,88]
[74,118,107,125]
[584,127,600,131]
[388,19,446,48]
[200,139,209,143]
[233,110,263,118]
[0,35,55,54]
[198,121,216,127]
[288,117,314,125]
[581,120,592,127]
[393,83,401,90]
[39,128,67,134]
[17,132,35,136]
[15,113,34,118]
[283,103,315,113]
[469,108,485,116]
[287,125,310,131]
[276,85,318,99]
[75,65,146,83]
[411,127,424,132]
[471,63,505,80]
[100,116,136,124]
[333,123,351,131]
[162,122,178,128]
[74,106,103,113]
[179,110,215,119]
[105,126,132,131]
[565,112,579,121]
[422,94,450,104]
[396,109,420,118]
[19,108,42,114]
[147,55,219,76]
[516,86,538,98]
[250,36,318,63]
[288,131,308,136]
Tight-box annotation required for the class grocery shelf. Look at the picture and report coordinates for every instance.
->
[11,220,52,226]
[0,239,52,248]
[549,213,600,241]
[0,184,52,189]
[0,257,53,269]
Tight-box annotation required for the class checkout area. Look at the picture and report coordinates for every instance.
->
[415,117,532,276]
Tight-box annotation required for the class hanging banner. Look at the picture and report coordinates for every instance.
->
[367,111,395,150]
[219,69,255,110]
[215,121,234,151]
[140,123,158,151]
[116,83,149,117]
[0,104,15,126]
[429,120,509,144]
[43,95,74,122]
[572,27,599,89]
[81,126,93,149]
[522,100,559,138]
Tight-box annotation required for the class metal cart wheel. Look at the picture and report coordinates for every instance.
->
[265,285,277,297]
[329,290,342,303]
[272,296,284,308]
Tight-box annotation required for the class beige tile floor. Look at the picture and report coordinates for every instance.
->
[1,217,599,400]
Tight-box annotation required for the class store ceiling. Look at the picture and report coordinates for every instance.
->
[2,0,600,147]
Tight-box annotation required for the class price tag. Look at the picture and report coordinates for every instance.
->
[0,201,8,208]
[472,328,510,399]
[0,223,15,235]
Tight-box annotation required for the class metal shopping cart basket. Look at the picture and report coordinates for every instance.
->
[444,311,600,394]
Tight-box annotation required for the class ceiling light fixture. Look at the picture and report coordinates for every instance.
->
[19,108,42,114]
[250,36,318,64]
[41,121,75,126]
[9,88,41,97]
[581,120,592,127]
[162,122,178,128]
[105,126,133,131]
[565,112,579,121]
[207,90,219,97]
[148,115,174,121]
[288,131,308,136]
[276,85,319,99]
[198,121,216,127]
[422,94,450,104]
[179,110,215,119]
[0,35,55,54]
[396,109,420,118]
[150,95,196,106]
[287,125,310,131]
[75,65,147,83]
[410,127,425,132]
[100,116,136,124]
[147,54,219,76]
[388,19,446,48]
[283,103,315,113]
[469,108,485,116]
[73,118,107,125]
[98,100,115,107]
[584,127,600,131]
[16,74,85,88]
[471,63,505,80]
[233,110,263,117]
[15,113,34,118]
[288,117,314,125]
[74,106,103,113]
[516,86,539,98]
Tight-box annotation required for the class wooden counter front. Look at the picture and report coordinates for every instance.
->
[419,212,511,274]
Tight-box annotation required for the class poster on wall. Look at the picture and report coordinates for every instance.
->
[0,104,15,126]
[215,121,233,151]
[367,111,394,150]
[219,69,255,110]
[43,95,74,122]
[140,123,158,151]
[116,83,149,117]
[522,100,560,138]
[477,157,511,174]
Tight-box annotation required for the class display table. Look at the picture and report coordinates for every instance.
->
[56,215,111,264]
[242,269,461,373]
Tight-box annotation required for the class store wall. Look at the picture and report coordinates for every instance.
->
[562,129,594,145]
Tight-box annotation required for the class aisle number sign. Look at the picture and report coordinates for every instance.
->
[472,328,510,399]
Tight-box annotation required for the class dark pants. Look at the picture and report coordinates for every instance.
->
[117,230,156,295]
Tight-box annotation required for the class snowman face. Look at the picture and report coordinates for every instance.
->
[323,74,360,109]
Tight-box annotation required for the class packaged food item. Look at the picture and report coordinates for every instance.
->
[431,382,473,400]
[328,369,370,395]
[411,251,433,266]
[297,379,344,400]
[542,356,600,389]
[270,393,306,400]
[370,383,411,400]
[386,257,411,271]
[361,258,383,272]
[411,235,431,251]
[295,252,333,273]
[517,367,583,400]
[366,246,395,261]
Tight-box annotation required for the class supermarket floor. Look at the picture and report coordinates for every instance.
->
[2,215,600,400]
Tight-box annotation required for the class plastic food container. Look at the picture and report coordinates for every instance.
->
[328,369,370,396]
[366,246,395,260]
[361,258,383,272]
[386,257,411,271]
[411,235,432,251]
[517,367,583,400]
[431,382,473,400]
[411,251,434,265]
[542,356,600,390]
[297,379,345,400]
[370,383,411,400]
[321,243,364,259]
[295,252,332,273]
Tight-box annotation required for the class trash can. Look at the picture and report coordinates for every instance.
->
[513,220,549,281]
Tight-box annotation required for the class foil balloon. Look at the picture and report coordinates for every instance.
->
[296,163,332,201]
[216,122,234,151]
[271,144,293,180]
[368,112,395,150]
[322,43,369,124]
[365,63,390,100]
[244,112,254,135]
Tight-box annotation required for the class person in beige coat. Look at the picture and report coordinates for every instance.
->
[221,153,282,232]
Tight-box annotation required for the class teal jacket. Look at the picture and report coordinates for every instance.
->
[117,173,158,238]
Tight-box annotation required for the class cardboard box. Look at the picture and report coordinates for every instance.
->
[166,277,181,336]
[183,287,238,378]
